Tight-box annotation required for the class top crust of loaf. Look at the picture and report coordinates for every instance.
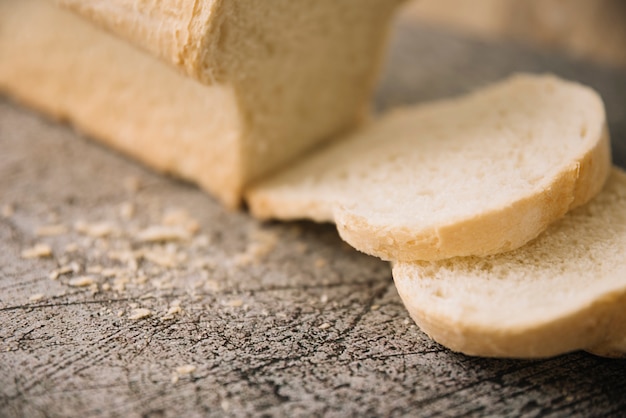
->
[247,74,611,261]
[392,168,626,358]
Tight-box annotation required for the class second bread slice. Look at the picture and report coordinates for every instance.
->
[247,74,611,261]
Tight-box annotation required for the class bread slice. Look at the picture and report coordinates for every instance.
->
[247,74,611,261]
[392,168,626,358]
[1,0,402,208]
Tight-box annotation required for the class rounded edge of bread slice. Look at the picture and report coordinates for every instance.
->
[392,168,626,358]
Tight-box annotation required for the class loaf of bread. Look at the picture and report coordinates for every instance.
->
[393,168,626,358]
[247,74,611,261]
[1,0,402,207]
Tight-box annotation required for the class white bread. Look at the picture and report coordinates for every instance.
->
[247,74,611,261]
[392,168,626,358]
[1,0,402,208]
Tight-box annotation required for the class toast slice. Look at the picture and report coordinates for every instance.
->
[392,168,626,358]
[247,74,611,261]
[1,0,401,207]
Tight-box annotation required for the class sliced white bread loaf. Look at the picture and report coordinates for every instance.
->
[247,74,611,261]
[1,0,401,208]
[393,167,626,358]
[53,0,404,205]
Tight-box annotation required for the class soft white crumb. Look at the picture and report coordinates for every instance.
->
[21,244,52,259]
[320,294,329,304]
[371,304,380,311]
[318,323,331,330]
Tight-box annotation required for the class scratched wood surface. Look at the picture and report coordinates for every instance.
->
[2,19,626,418]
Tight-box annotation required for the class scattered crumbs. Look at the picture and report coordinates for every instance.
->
[29,293,45,302]
[205,280,220,292]
[117,310,124,317]
[403,318,411,325]
[295,242,308,255]
[320,294,329,304]
[175,365,196,375]
[224,299,244,308]
[64,243,79,253]
[68,276,96,287]
[371,304,380,311]
[87,265,103,274]
[75,221,115,238]
[119,202,135,220]
[314,257,328,268]
[162,208,200,234]
[171,374,179,384]
[142,248,179,268]
[165,306,183,316]
[49,265,74,280]
[318,323,331,330]
[100,268,118,278]
[137,225,191,243]
[1,204,14,218]
[129,302,139,309]
[35,224,67,237]
[129,308,152,320]
[112,276,130,292]
[123,176,141,193]
[192,234,210,248]
[221,400,230,412]
[101,283,111,291]
[21,244,52,259]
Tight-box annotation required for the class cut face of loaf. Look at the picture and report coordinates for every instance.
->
[393,168,626,358]
[1,0,402,207]
[247,74,611,261]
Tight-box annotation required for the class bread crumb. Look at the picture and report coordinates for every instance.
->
[75,221,115,238]
[29,293,45,302]
[36,224,67,237]
[87,265,103,274]
[314,257,328,268]
[224,299,244,308]
[21,244,52,259]
[171,374,179,384]
[137,225,191,243]
[101,283,111,291]
[64,243,79,253]
[119,202,135,220]
[117,310,124,317]
[142,248,179,268]
[123,176,141,193]
[1,204,14,218]
[318,323,331,330]
[129,308,152,320]
[403,318,410,325]
[175,365,196,375]
[162,208,200,234]
[320,294,329,304]
[68,276,96,287]
[371,304,380,311]
[49,264,76,280]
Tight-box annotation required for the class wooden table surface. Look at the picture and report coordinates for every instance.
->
[2,19,626,417]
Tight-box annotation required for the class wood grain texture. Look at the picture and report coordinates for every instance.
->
[1,21,626,417]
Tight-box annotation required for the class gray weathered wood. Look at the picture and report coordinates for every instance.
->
[1,20,626,418]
